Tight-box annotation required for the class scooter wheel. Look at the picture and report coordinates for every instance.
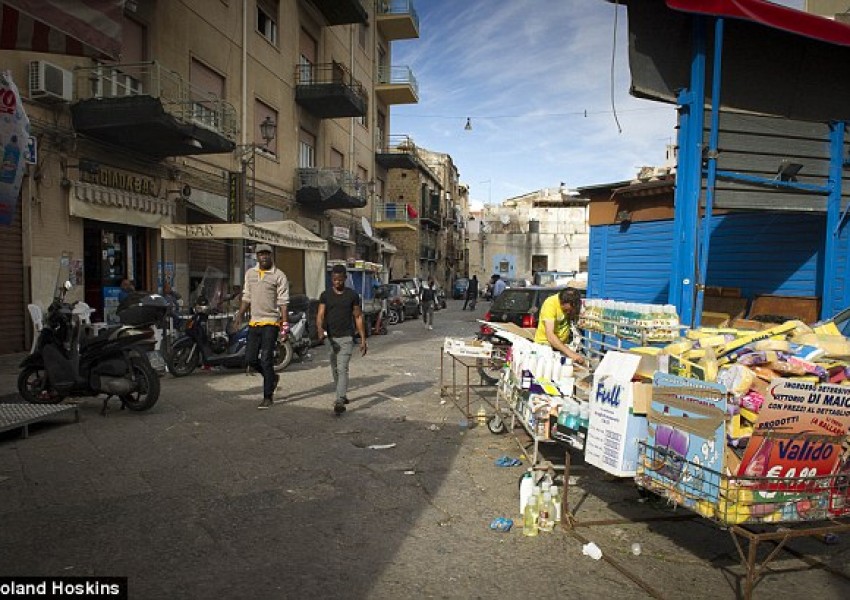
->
[488,414,507,435]
[120,356,160,412]
[17,365,61,404]
[274,339,293,371]
[167,340,200,377]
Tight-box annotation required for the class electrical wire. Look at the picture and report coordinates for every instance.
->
[610,0,623,134]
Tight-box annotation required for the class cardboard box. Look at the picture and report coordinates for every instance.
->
[443,338,493,358]
[585,351,649,477]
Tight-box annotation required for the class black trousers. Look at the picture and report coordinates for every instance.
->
[246,324,279,398]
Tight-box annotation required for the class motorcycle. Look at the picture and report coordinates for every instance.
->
[279,310,311,368]
[18,277,164,414]
[165,297,292,376]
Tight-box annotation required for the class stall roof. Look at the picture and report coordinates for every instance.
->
[666,0,850,46]
[625,0,850,121]
[161,220,328,253]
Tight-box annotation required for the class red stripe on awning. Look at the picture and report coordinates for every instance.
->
[666,0,850,46]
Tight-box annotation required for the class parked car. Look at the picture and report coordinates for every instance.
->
[387,282,420,319]
[452,277,469,300]
[479,286,569,335]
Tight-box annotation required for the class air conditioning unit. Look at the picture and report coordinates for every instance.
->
[29,61,73,102]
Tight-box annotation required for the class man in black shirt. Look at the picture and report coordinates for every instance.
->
[316,264,368,414]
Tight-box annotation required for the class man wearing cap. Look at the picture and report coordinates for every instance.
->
[234,244,289,409]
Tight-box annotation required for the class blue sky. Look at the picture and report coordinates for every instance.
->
[390,0,805,205]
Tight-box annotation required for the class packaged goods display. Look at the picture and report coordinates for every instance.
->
[580,299,680,342]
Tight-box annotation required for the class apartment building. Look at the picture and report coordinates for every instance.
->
[466,187,589,283]
[373,139,467,287]
[0,0,419,353]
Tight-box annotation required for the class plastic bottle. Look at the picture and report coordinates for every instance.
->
[519,469,535,515]
[476,404,487,425]
[538,492,555,533]
[551,485,562,522]
[582,542,603,560]
[523,498,540,537]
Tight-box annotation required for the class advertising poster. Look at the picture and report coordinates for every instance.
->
[646,373,727,503]
[0,72,31,226]
[103,286,122,325]
[738,380,850,489]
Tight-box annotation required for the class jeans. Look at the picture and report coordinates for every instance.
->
[246,324,279,398]
[327,336,354,403]
[462,295,476,310]
[423,303,434,326]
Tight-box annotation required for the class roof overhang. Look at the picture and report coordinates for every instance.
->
[161,221,328,253]
[625,0,850,121]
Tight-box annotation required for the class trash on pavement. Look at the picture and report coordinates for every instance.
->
[367,443,397,450]
[582,542,603,560]
[489,517,513,532]
[495,456,522,467]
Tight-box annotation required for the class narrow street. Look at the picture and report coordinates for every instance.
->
[1,302,848,599]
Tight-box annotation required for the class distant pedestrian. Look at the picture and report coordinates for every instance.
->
[491,274,506,300]
[118,278,135,302]
[316,264,368,415]
[420,278,436,330]
[463,275,478,311]
[234,244,289,410]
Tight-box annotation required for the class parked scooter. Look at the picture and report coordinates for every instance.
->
[166,297,290,376]
[278,310,311,369]
[18,279,164,413]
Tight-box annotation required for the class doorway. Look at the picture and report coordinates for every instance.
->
[84,221,148,323]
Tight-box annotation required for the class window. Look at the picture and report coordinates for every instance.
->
[254,100,277,155]
[357,95,368,128]
[299,29,317,83]
[257,0,278,45]
[376,111,386,149]
[190,59,226,130]
[299,129,315,168]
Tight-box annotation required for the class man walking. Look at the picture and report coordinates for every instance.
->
[316,264,368,415]
[234,244,289,409]
[420,278,436,330]
[462,275,478,311]
[491,274,507,300]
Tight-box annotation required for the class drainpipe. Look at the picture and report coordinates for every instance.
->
[241,0,248,147]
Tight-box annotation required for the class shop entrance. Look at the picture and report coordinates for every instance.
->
[83,222,148,323]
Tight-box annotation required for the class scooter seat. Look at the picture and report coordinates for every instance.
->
[287,311,305,324]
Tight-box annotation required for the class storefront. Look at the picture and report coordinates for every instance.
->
[71,166,175,324]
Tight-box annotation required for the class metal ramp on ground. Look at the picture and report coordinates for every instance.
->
[0,403,80,439]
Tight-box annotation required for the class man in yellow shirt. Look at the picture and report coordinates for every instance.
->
[234,244,289,409]
[533,288,584,365]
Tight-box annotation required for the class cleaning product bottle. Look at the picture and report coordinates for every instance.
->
[523,497,539,537]
[476,404,487,425]
[519,469,535,515]
[538,492,555,532]
[551,485,562,522]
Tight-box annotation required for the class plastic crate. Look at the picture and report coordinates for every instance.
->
[636,442,850,526]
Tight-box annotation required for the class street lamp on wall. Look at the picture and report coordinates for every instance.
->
[237,116,277,222]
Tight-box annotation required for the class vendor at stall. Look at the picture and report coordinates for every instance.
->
[533,287,585,365]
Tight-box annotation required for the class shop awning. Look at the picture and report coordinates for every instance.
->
[161,220,328,253]
[626,0,850,121]
[0,0,123,59]
[71,181,175,228]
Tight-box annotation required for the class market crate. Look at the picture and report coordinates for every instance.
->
[636,441,850,526]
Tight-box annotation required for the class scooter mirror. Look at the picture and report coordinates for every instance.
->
[64,280,73,291]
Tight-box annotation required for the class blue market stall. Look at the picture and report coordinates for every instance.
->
[589,0,850,327]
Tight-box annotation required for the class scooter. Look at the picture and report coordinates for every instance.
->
[18,280,163,413]
[278,310,311,370]
[166,298,289,377]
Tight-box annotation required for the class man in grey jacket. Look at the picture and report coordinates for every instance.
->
[234,244,289,409]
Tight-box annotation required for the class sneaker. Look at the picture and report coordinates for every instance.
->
[342,397,350,405]
[428,325,433,330]
[334,400,347,415]
[258,397,273,410]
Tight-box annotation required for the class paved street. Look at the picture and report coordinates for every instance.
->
[1,303,849,599]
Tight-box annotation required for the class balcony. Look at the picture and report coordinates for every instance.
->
[376,66,419,105]
[374,201,417,231]
[296,168,368,211]
[376,0,420,40]
[419,203,443,228]
[70,61,237,158]
[310,0,367,25]
[419,247,437,262]
[375,134,421,170]
[295,62,367,119]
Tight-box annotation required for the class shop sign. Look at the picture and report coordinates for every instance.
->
[227,171,242,223]
[80,164,158,196]
[0,73,29,226]
[333,226,350,241]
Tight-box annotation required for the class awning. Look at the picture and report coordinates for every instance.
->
[0,0,123,59]
[666,0,850,46]
[71,181,174,228]
[161,220,328,253]
[626,0,850,121]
